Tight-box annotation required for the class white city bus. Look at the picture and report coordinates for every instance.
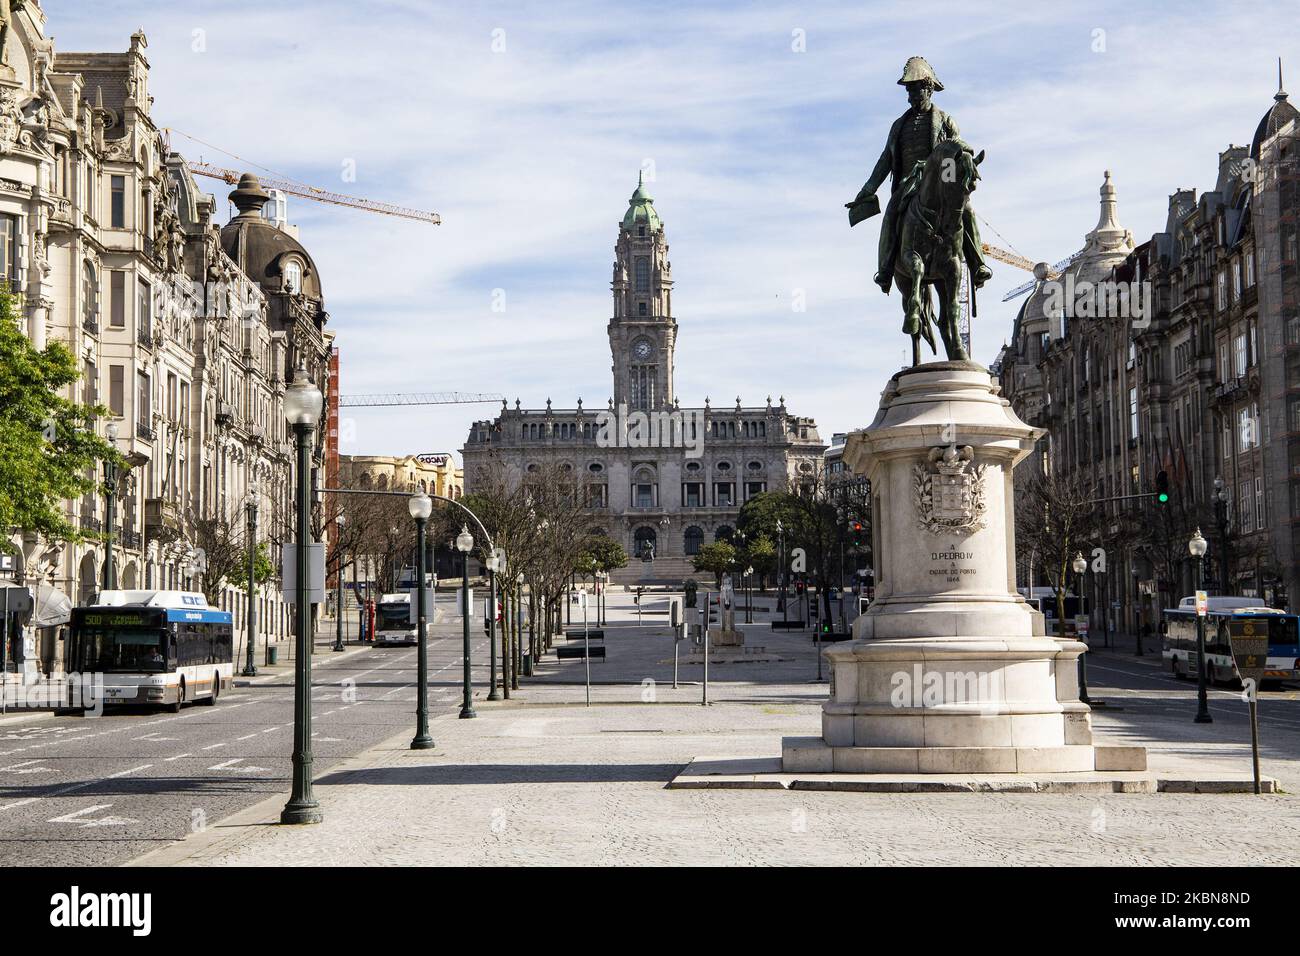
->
[374,592,416,646]
[67,590,233,712]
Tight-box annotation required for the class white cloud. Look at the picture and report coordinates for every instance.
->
[49,0,1300,459]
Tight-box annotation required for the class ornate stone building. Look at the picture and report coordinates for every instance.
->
[463,176,825,583]
[997,75,1300,624]
[3,7,332,675]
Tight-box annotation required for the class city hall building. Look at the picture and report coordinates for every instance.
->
[462,176,824,583]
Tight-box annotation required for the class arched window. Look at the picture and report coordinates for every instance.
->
[684,526,704,555]
[635,257,650,292]
[284,260,303,294]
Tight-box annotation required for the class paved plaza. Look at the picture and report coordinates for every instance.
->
[130,593,1300,867]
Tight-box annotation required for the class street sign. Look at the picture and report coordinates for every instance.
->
[1229,622,1269,688]
[2,586,33,615]
[1229,621,1269,796]
[1195,590,1208,617]
[1074,615,1089,642]
[281,542,326,605]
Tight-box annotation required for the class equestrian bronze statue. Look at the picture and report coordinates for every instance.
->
[847,56,991,366]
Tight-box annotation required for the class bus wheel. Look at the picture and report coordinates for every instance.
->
[205,673,219,706]
[168,680,185,713]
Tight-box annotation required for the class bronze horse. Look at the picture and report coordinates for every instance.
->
[894,138,984,366]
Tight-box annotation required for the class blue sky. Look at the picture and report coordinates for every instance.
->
[50,0,1299,459]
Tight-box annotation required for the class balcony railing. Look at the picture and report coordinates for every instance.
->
[137,328,153,349]
[136,421,155,441]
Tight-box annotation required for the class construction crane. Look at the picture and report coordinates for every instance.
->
[951,241,1084,355]
[187,160,441,225]
[163,127,440,225]
[339,392,505,409]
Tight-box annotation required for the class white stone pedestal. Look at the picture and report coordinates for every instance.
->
[782,362,1142,775]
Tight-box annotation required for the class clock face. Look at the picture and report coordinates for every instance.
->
[632,340,653,360]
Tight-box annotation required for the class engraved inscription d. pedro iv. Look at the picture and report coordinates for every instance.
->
[913,443,987,535]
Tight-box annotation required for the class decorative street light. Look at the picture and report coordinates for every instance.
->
[776,519,787,620]
[409,493,434,749]
[103,422,120,591]
[486,550,501,702]
[745,565,754,624]
[332,513,347,652]
[1189,528,1213,724]
[280,364,324,826]
[1072,551,1091,704]
[456,524,477,719]
[1213,476,1230,595]
[517,570,529,676]
[1131,561,1144,657]
[242,479,260,676]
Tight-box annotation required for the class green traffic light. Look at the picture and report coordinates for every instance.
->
[1157,493,1169,503]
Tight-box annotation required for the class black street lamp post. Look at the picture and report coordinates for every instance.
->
[409,493,434,749]
[280,366,323,826]
[1213,476,1230,596]
[777,519,786,621]
[1132,562,1144,657]
[487,551,500,702]
[102,422,120,591]
[1072,552,1091,704]
[1190,529,1213,724]
[242,480,259,677]
[332,514,346,652]
[457,525,477,718]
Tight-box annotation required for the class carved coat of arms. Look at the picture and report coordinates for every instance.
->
[913,443,988,535]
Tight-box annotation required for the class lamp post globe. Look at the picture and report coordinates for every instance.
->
[409,493,434,749]
[281,363,323,825]
[1189,528,1213,724]
[457,525,476,718]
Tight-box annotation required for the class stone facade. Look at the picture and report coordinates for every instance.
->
[3,8,331,675]
[996,76,1300,620]
[463,177,824,581]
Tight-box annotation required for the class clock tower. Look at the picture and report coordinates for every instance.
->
[609,173,676,410]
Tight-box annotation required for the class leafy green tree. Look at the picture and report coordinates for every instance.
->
[739,533,776,588]
[691,541,737,587]
[0,292,118,548]
[575,534,628,581]
[242,541,275,585]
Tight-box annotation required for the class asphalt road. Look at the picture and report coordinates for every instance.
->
[0,627,490,866]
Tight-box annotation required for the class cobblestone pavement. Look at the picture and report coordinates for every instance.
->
[134,591,1300,867]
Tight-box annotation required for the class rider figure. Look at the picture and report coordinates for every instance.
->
[848,57,992,295]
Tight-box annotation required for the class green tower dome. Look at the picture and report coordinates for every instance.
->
[621,171,661,231]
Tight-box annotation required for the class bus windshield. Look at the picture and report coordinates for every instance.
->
[79,628,169,673]
[377,603,409,627]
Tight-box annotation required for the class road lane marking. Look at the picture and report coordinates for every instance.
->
[0,797,39,811]
[163,753,191,761]
[208,757,268,773]
[201,743,226,751]
[49,804,139,827]
[235,733,258,741]
[107,764,152,778]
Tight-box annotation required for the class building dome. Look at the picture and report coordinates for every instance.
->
[1250,64,1300,160]
[621,171,661,231]
[219,173,324,301]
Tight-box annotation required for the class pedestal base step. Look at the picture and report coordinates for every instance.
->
[783,736,1145,774]
[668,755,1276,794]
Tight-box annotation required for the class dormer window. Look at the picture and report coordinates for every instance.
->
[284,260,303,294]
[638,226,645,237]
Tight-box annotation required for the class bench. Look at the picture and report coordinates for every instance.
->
[555,644,606,660]
[564,630,605,641]
[771,621,807,630]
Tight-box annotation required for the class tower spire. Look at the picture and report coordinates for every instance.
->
[1278,57,1288,102]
